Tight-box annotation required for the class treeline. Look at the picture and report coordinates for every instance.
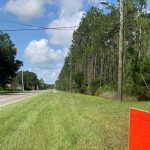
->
[0,31,22,88]
[12,71,53,91]
[56,1,150,100]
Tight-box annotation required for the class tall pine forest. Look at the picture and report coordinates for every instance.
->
[56,1,150,100]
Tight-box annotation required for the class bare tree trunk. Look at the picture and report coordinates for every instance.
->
[118,0,124,101]
[139,26,142,58]
[111,50,114,81]
[94,54,97,79]
[100,51,104,87]
[88,57,91,87]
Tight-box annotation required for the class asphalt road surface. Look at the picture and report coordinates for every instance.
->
[0,91,41,106]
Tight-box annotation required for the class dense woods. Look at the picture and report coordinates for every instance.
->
[56,1,150,100]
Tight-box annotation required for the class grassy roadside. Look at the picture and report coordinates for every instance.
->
[0,91,150,150]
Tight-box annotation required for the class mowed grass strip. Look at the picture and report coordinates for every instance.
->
[0,91,150,150]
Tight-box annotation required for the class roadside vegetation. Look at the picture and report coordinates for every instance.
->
[12,71,54,91]
[0,70,53,92]
[0,32,53,91]
[56,2,150,100]
[0,91,150,150]
[0,32,22,88]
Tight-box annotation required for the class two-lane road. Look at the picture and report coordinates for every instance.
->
[0,91,41,106]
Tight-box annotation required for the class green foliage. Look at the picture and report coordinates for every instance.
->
[125,48,150,99]
[12,71,48,90]
[95,82,117,96]
[90,79,101,95]
[73,72,85,93]
[0,32,23,87]
[56,2,150,100]
[85,86,92,95]
[0,91,150,149]
[136,56,150,99]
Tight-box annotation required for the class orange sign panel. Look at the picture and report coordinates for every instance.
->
[129,108,150,150]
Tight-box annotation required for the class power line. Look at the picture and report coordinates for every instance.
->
[0,19,79,29]
[0,19,79,32]
[0,19,150,32]
[0,28,78,32]
[0,22,79,32]
[1,24,150,32]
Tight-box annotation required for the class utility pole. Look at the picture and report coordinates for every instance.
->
[118,0,124,101]
[22,70,24,92]
[100,0,124,101]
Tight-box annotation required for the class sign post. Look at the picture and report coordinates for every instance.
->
[129,108,150,150]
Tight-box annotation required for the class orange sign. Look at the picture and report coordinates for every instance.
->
[129,108,150,150]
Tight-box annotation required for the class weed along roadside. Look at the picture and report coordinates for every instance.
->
[0,91,150,149]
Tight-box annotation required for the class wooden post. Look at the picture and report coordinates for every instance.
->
[118,0,124,101]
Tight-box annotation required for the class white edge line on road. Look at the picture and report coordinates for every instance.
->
[0,93,40,108]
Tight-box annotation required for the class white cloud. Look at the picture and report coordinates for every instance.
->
[25,39,68,64]
[24,0,84,83]
[47,0,84,46]
[7,0,84,83]
[32,67,62,84]
[59,0,82,17]
[3,0,52,21]
[25,39,69,83]
[47,12,83,46]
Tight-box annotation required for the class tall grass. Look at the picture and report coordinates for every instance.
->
[0,91,150,150]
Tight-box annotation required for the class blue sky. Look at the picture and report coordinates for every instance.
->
[0,0,149,84]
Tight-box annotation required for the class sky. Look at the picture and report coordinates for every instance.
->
[0,0,150,84]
